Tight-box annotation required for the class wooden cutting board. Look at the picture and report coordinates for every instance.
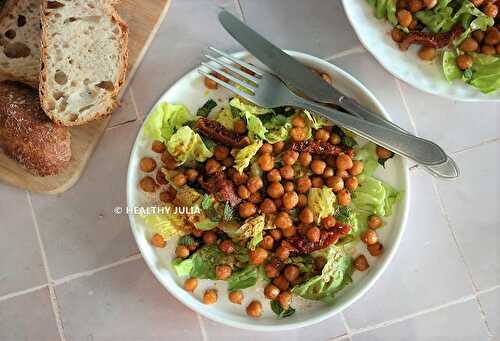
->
[0,0,171,194]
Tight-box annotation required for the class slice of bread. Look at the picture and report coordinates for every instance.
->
[0,0,41,87]
[39,0,128,126]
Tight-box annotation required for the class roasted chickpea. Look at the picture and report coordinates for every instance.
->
[418,46,437,61]
[354,255,370,271]
[159,190,175,203]
[472,30,485,43]
[249,191,264,204]
[336,154,353,171]
[233,119,247,134]
[471,0,484,6]
[397,0,407,8]
[260,143,273,154]
[483,2,498,18]
[161,152,177,170]
[321,215,337,229]
[278,291,292,310]
[391,28,405,43]
[337,189,351,206]
[273,198,283,208]
[264,284,280,300]
[270,229,282,241]
[282,226,296,238]
[282,150,299,165]
[299,207,314,224]
[345,176,359,191]
[271,142,284,155]
[282,191,299,209]
[376,146,394,160]
[267,182,285,199]
[215,265,232,280]
[283,265,300,282]
[329,133,341,145]
[173,173,187,187]
[368,215,384,229]
[139,176,157,192]
[306,226,321,243]
[350,160,364,176]
[151,233,166,248]
[362,229,378,245]
[291,115,306,128]
[267,169,282,182]
[459,38,479,52]
[297,194,308,208]
[275,212,293,229]
[481,45,496,55]
[246,301,262,318]
[367,242,384,257]
[232,171,249,186]
[175,245,190,258]
[337,169,350,179]
[152,140,166,153]
[185,169,199,183]
[265,263,280,278]
[258,199,276,215]
[247,176,263,193]
[205,159,221,174]
[273,275,290,291]
[238,185,251,200]
[260,235,274,250]
[204,76,218,90]
[397,9,413,28]
[310,159,327,175]
[296,177,312,193]
[423,0,437,9]
[299,152,312,167]
[280,165,295,180]
[456,54,474,70]
[290,127,307,142]
[203,289,218,304]
[214,145,229,161]
[203,231,217,245]
[315,128,330,142]
[228,290,244,304]
[276,245,290,261]
[407,0,423,12]
[192,229,204,238]
[258,153,274,171]
[311,176,324,188]
[314,256,327,270]
[140,157,156,172]
[219,239,235,254]
[323,166,334,178]
[250,247,268,265]
[326,176,344,192]
[283,181,295,192]
[239,202,257,218]
[184,277,198,292]
[156,170,168,185]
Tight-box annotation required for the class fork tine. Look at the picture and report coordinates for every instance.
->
[198,69,256,100]
[208,46,262,76]
[204,54,260,84]
[201,62,257,92]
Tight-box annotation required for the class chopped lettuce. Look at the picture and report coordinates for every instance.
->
[172,258,193,277]
[304,110,329,130]
[187,245,248,280]
[228,266,258,290]
[354,143,379,176]
[367,0,398,25]
[263,114,292,143]
[415,5,454,33]
[166,126,213,165]
[214,107,235,130]
[142,206,186,241]
[291,246,353,303]
[443,50,463,82]
[308,187,336,224]
[352,175,400,217]
[229,97,273,116]
[144,102,192,142]
[234,140,263,174]
[232,215,266,250]
[245,112,268,140]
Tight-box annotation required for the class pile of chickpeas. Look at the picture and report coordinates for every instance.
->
[390,0,499,67]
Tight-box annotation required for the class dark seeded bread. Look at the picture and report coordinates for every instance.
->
[39,0,128,126]
[0,80,71,176]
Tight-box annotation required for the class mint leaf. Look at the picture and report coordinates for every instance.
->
[178,235,196,246]
[270,300,296,318]
[197,99,217,117]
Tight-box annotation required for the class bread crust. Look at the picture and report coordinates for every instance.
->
[0,80,71,176]
[39,0,129,126]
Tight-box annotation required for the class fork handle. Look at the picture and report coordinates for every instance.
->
[290,97,447,166]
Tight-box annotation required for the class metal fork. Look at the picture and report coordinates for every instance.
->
[199,47,448,167]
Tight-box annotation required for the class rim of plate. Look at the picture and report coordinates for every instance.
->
[342,0,500,102]
[126,50,410,331]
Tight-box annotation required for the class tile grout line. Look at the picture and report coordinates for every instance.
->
[0,284,49,303]
[430,180,493,337]
[325,45,366,61]
[26,192,66,341]
[348,294,476,336]
[340,312,353,339]
[394,78,418,135]
[449,137,500,156]
[477,283,500,296]
[52,253,142,286]
[196,313,209,341]
[128,86,143,122]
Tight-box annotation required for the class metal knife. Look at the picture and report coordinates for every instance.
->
[218,9,459,179]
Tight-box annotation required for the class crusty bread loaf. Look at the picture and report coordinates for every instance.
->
[0,80,71,176]
[0,0,41,87]
[39,0,128,126]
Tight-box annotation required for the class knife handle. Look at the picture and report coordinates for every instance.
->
[290,96,448,166]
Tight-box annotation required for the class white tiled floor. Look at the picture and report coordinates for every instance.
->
[0,1,498,340]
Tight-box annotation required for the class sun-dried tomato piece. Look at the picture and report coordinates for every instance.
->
[399,25,464,51]
[290,140,342,155]
[196,117,249,147]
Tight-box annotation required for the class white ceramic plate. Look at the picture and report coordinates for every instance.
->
[126,51,410,331]
[342,0,500,102]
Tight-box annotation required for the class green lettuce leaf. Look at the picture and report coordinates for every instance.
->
[234,140,263,174]
[291,246,353,303]
[229,97,273,116]
[304,110,330,130]
[214,107,235,130]
[172,258,194,277]
[352,175,400,217]
[442,50,463,82]
[415,6,454,33]
[308,186,336,224]
[354,143,380,176]
[469,53,500,94]
[263,114,292,143]
[166,126,213,165]
[228,266,258,290]
[245,112,268,140]
[270,300,296,318]
[144,102,192,142]
[142,206,186,241]
[232,215,266,251]
[367,0,398,25]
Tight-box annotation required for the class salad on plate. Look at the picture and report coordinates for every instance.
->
[135,75,402,319]
[367,0,500,93]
